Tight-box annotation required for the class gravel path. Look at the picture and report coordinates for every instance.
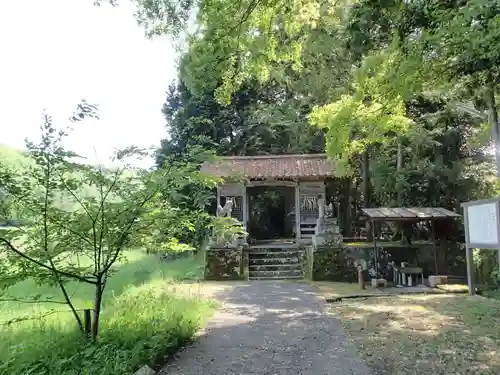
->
[159,281,371,375]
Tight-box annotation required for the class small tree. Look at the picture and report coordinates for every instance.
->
[0,102,217,340]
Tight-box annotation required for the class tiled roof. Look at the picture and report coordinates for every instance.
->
[360,207,461,220]
[201,154,334,179]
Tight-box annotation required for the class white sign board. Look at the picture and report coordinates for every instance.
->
[462,198,500,249]
[461,197,500,296]
[467,202,499,245]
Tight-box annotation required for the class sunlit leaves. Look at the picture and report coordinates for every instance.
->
[310,50,414,174]
[134,0,195,37]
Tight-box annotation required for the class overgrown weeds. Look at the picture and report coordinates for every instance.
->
[0,252,215,375]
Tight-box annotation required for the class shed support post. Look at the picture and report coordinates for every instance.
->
[242,184,248,228]
[371,218,378,276]
[430,219,438,275]
[295,182,300,244]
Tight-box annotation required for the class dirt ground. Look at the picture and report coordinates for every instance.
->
[330,294,500,375]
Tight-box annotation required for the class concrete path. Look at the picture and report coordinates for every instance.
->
[160,281,371,375]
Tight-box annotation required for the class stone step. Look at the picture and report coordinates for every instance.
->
[249,264,302,272]
[248,247,299,253]
[248,269,303,278]
[249,275,303,280]
[249,251,301,259]
[250,257,300,265]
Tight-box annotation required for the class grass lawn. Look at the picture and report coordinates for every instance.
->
[480,288,500,300]
[0,249,217,375]
[331,294,500,375]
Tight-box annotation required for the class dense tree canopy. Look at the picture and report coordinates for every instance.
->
[146,0,498,234]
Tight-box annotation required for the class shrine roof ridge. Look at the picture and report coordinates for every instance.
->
[201,153,334,179]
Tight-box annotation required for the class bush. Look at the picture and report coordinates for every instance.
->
[0,252,215,375]
[0,283,214,375]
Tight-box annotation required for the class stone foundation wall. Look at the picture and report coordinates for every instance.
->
[303,246,314,280]
[204,247,249,280]
[304,242,465,282]
[311,247,358,282]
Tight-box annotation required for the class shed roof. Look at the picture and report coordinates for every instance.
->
[201,154,334,179]
[360,207,461,221]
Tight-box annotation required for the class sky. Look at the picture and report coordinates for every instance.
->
[0,0,177,167]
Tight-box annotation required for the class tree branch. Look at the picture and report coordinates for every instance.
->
[1,308,90,326]
[95,166,121,271]
[7,200,95,249]
[0,297,68,305]
[44,156,84,332]
[0,237,97,284]
[55,169,94,222]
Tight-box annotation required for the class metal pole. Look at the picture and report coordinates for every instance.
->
[463,206,475,295]
[465,245,475,296]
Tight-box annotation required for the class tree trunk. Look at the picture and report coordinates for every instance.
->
[91,282,104,340]
[396,139,404,244]
[339,177,353,237]
[362,150,372,241]
[396,139,403,204]
[485,78,500,272]
[485,81,500,182]
[362,150,371,208]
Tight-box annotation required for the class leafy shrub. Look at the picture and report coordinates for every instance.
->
[0,252,214,375]
[0,284,214,375]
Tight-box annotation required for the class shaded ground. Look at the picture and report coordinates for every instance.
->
[160,281,370,375]
[308,281,450,301]
[330,294,500,375]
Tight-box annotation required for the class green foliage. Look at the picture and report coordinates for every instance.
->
[0,102,217,339]
[0,252,214,375]
[137,0,500,276]
[310,51,415,174]
[157,79,325,162]
[209,216,247,247]
[370,94,497,208]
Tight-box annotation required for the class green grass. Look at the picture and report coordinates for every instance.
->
[0,250,215,375]
[481,288,500,300]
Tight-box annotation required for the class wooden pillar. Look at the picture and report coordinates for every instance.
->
[371,218,378,276]
[216,185,221,208]
[295,182,300,243]
[242,184,248,228]
[430,219,438,275]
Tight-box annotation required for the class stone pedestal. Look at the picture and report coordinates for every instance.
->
[205,247,245,280]
[428,275,448,288]
[313,217,343,247]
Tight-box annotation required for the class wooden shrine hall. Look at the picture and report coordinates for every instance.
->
[201,154,334,244]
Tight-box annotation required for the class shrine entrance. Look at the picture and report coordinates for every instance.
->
[203,154,334,244]
[247,186,295,241]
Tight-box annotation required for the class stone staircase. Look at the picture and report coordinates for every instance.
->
[248,247,303,280]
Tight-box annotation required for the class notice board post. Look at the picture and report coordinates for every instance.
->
[461,197,500,295]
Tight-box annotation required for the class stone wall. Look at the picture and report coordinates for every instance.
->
[204,247,249,280]
[304,242,465,282]
[303,246,314,280]
[310,246,358,282]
